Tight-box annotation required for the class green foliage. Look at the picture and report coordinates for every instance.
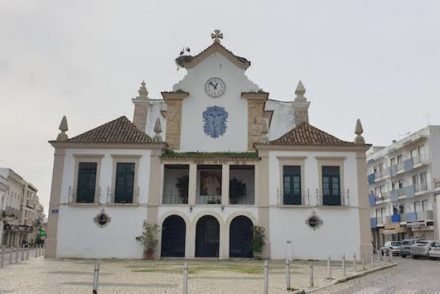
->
[175,175,189,201]
[136,223,159,250]
[229,177,246,203]
[251,226,266,253]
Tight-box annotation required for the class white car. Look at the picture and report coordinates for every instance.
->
[428,241,440,259]
[380,241,401,256]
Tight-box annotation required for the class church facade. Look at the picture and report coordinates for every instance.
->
[46,31,371,260]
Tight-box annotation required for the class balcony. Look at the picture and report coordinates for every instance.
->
[391,214,401,223]
[402,212,417,223]
[370,217,378,228]
[368,173,375,184]
[417,210,434,221]
[374,169,388,180]
[162,164,189,205]
[412,154,429,167]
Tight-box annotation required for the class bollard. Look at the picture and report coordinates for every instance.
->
[92,260,100,293]
[15,248,19,263]
[378,251,382,262]
[183,262,188,294]
[9,248,13,264]
[342,255,346,276]
[327,256,333,279]
[285,259,291,290]
[353,254,357,271]
[371,254,374,265]
[0,247,4,268]
[35,246,38,258]
[389,250,393,263]
[309,261,314,288]
[263,260,269,294]
[21,247,25,261]
[362,254,366,270]
[26,248,29,260]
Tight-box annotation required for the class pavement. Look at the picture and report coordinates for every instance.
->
[314,256,440,294]
[0,254,393,293]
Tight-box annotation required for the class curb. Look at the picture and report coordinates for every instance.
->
[297,263,398,294]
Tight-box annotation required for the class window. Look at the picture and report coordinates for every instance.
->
[422,200,430,211]
[412,175,419,192]
[390,157,396,166]
[283,166,301,205]
[397,155,402,164]
[420,171,428,191]
[322,166,341,205]
[76,162,97,203]
[114,163,135,203]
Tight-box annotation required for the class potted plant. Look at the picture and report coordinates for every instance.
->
[251,225,266,259]
[136,222,159,259]
[175,175,189,204]
[229,177,246,204]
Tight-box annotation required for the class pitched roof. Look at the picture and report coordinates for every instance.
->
[67,116,155,144]
[176,42,251,70]
[269,122,355,146]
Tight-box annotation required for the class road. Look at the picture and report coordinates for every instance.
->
[315,257,440,294]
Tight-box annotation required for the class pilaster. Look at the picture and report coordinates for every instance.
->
[221,164,229,205]
[45,148,65,258]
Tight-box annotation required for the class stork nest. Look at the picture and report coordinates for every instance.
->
[175,55,193,68]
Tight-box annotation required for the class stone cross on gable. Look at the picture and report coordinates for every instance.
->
[211,29,223,43]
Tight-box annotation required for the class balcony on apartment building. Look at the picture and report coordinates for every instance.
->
[162,164,255,206]
[400,210,434,223]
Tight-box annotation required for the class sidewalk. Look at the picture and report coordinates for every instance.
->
[0,256,395,293]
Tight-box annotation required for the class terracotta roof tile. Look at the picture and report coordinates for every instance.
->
[67,116,155,144]
[269,122,355,146]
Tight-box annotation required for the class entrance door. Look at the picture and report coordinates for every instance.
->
[229,216,253,258]
[161,215,186,257]
[195,215,220,257]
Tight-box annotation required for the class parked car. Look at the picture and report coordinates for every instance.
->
[428,241,440,259]
[411,240,435,259]
[400,239,424,258]
[380,241,401,256]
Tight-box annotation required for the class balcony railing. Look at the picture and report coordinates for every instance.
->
[412,154,429,166]
[401,212,417,222]
[197,195,221,204]
[417,210,434,221]
[370,217,378,228]
[162,192,188,204]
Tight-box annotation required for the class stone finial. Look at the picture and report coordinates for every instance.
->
[211,29,223,44]
[57,116,68,141]
[153,118,162,142]
[260,118,269,143]
[354,119,365,144]
[137,80,149,100]
[294,80,306,101]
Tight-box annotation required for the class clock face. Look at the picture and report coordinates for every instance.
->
[205,77,226,98]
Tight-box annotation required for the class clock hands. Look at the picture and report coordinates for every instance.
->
[209,81,219,90]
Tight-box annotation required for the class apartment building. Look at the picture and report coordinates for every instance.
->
[0,168,45,247]
[367,126,440,249]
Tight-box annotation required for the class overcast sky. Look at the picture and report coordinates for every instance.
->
[1,1,439,213]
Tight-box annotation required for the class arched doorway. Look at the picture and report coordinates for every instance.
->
[229,216,253,258]
[161,215,186,257]
[195,215,220,257]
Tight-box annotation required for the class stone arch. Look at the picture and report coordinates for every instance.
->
[229,215,254,258]
[158,211,190,258]
[194,214,221,258]
[161,215,186,257]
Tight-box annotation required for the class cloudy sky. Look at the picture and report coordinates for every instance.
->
[1,1,439,213]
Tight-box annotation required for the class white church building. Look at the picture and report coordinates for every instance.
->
[46,31,371,260]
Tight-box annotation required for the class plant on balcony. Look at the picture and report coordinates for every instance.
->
[229,177,246,204]
[135,222,159,259]
[175,175,189,204]
[251,225,266,259]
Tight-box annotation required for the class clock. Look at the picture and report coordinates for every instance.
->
[205,77,226,98]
